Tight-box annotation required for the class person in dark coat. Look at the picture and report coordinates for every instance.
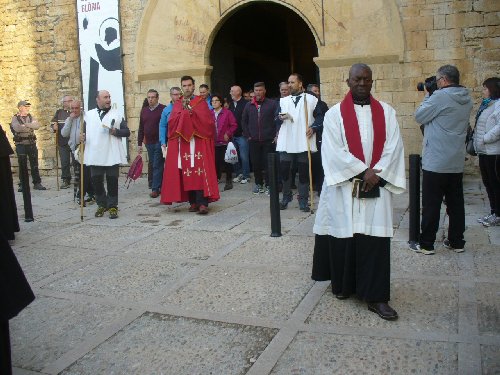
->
[0,233,35,374]
[0,124,19,241]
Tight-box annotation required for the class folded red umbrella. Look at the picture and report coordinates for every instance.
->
[125,154,143,188]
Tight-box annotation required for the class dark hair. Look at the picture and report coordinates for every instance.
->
[147,89,159,97]
[307,83,319,91]
[254,82,265,89]
[211,94,223,103]
[290,73,303,83]
[180,75,195,84]
[483,77,500,99]
[142,98,149,108]
[349,63,372,78]
[437,65,460,85]
[199,84,209,90]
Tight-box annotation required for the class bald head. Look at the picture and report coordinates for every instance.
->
[96,90,111,110]
[230,85,242,101]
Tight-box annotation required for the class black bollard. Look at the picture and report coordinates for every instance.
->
[18,155,34,222]
[268,152,282,237]
[408,154,420,247]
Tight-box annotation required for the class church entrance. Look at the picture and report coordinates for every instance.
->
[209,2,318,99]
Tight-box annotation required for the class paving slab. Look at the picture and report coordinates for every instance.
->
[471,244,500,279]
[270,332,458,374]
[163,265,314,320]
[122,229,243,261]
[481,345,500,375]
[60,312,278,374]
[476,282,500,336]
[10,296,132,372]
[41,255,198,300]
[306,279,458,334]
[222,234,314,268]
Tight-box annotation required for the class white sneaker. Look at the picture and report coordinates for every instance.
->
[233,174,243,183]
[478,213,494,224]
[483,214,500,227]
[443,239,465,253]
[240,177,249,184]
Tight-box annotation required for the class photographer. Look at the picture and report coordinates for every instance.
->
[411,65,473,255]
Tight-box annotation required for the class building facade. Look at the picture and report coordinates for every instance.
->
[0,0,499,172]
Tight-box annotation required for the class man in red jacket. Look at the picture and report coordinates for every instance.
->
[160,76,219,214]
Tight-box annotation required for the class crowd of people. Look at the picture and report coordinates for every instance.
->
[2,64,499,323]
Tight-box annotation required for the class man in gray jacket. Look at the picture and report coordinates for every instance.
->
[413,65,473,254]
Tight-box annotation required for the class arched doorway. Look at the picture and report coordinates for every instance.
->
[209,2,318,98]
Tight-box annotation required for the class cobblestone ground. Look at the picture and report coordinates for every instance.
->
[9,175,500,375]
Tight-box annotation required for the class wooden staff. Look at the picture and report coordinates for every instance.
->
[79,109,85,222]
[303,92,314,213]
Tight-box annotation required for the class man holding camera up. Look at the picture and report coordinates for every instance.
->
[413,65,473,254]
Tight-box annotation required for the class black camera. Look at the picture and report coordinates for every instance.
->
[417,76,438,95]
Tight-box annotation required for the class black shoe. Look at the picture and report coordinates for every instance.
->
[367,302,398,320]
[33,183,47,190]
[279,192,293,210]
[223,181,233,191]
[335,294,350,300]
[299,201,310,212]
[60,180,71,189]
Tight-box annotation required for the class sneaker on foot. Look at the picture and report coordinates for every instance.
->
[280,192,293,210]
[478,213,495,224]
[252,184,263,195]
[240,177,249,184]
[483,214,500,227]
[18,185,22,192]
[299,201,310,212]
[60,180,71,189]
[264,186,270,196]
[224,181,233,191]
[85,195,96,205]
[95,206,108,217]
[408,242,435,255]
[108,207,118,219]
[233,174,243,183]
[33,183,47,190]
[443,239,464,253]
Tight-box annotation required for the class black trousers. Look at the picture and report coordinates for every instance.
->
[188,190,208,206]
[312,234,391,302]
[73,160,94,198]
[90,165,119,209]
[0,321,11,375]
[479,154,500,215]
[215,145,233,181]
[15,143,41,185]
[249,140,275,186]
[59,143,72,182]
[420,170,465,249]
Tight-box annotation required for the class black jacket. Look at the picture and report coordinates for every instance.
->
[228,98,249,137]
[242,98,279,141]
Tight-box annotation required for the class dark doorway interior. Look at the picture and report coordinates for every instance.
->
[210,2,318,99]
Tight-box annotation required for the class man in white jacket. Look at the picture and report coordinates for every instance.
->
[312,64,406,320]
[82,90,129,219]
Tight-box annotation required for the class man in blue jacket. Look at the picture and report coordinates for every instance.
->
[159,86,182,157]
[413,65,473,254]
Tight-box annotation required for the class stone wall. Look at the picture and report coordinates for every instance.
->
[0,0,499,175]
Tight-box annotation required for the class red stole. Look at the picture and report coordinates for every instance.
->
[340,91,386,168]
[160,96,219,204]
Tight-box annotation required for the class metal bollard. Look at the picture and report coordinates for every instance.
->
[408,154,420,247]
[268,152,282,237]
[18,154,34,222]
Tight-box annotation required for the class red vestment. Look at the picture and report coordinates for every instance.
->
[160,96,219,204]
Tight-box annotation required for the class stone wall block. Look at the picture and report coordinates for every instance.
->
[403,15,434,31]
[473,0,500,12]
[445,12,484,29]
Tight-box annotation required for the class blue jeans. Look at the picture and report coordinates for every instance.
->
[145,142,164,192]
[232,136,250,179]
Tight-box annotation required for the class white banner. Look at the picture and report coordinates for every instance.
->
[76,0,125,118]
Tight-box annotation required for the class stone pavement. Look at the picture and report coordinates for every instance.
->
[9,175,500,374]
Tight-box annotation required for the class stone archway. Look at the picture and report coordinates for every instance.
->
[208,2,318,98]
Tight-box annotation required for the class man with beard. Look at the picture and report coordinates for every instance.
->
[160,76,219,214]
[312,64,406,320]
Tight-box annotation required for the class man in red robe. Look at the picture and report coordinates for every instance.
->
[160,75,219,214]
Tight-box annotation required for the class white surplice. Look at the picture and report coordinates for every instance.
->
[313,101,406,238]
